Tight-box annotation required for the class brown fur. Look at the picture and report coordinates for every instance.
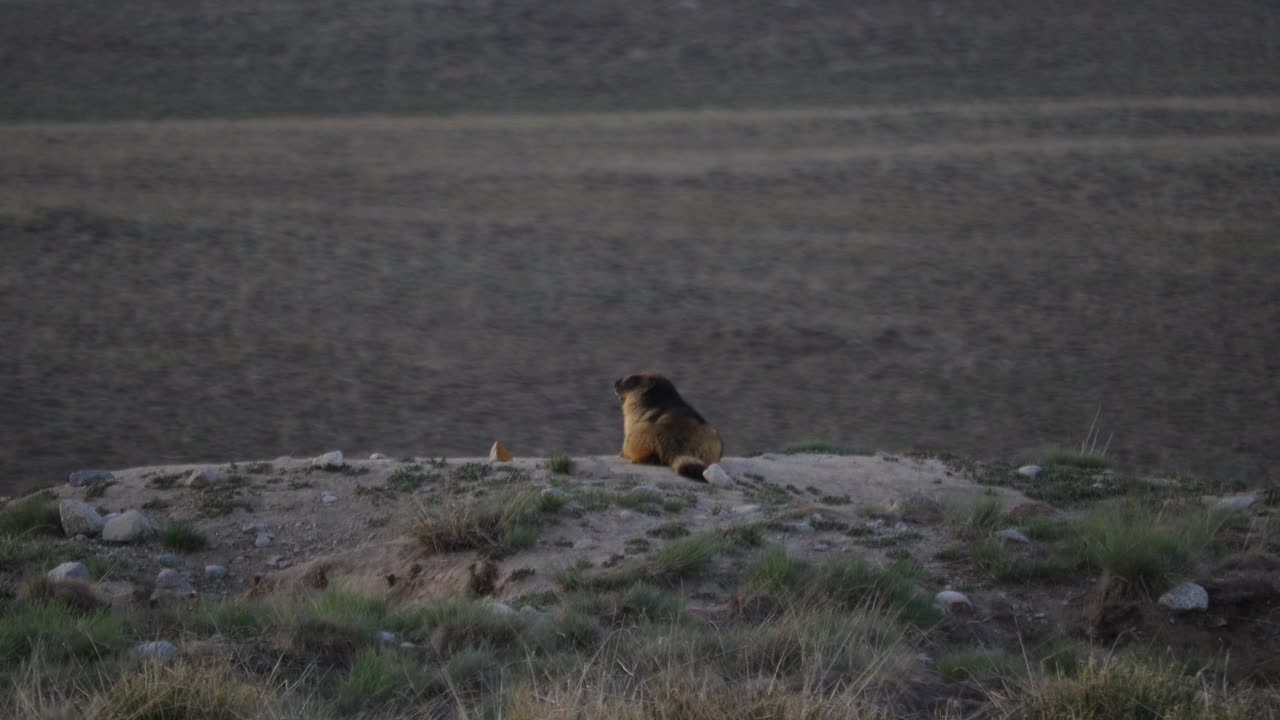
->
[614,372,722,481]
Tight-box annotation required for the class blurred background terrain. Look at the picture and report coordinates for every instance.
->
[2,0,1278,494]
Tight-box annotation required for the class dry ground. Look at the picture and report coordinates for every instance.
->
[3,98,1280,496]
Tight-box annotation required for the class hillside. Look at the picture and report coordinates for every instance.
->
[2,450,1277,717]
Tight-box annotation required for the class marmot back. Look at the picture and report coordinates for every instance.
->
[614,372,722,481]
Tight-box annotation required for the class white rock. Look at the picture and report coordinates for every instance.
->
[1158,582,1209,612]
[311,450,345,469]
[702,463,735,486]
[131,640,178,664]
[1215,495,1257,511]
[369,453,388,460]
[183,467,221,488]
[102,510,157,543]
[68,469,113,487]
[59,499,105,537]
[320,492,337,504]
[997,528,1031,544]
[1016,465,1042,479]
[254,533,273,548]
[490,602,515,615]
[572,538,596,550]
[377,631,397,643]
[205,565,227,580]
[103,512,120,521]
[47,561,89,581]
[732,504,761,514]
[155,568,195,594]
[934,590,974,613]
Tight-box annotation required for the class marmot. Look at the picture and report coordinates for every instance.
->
[614,372,722,481]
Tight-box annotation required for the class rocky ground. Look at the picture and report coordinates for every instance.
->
[2,448,1277,718]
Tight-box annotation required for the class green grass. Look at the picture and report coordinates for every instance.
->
[811,557,942,627]
[339,648,439,707]
[386,466,432,492]
[779,441,874,456]
[719,524,765,548]
[415,489,557,558]
[0,602,125,662]
[819,495,851,505]
[140,498,170,511]
[937,649,1022,682]
[82,480,116,500]
[646,522,690,540]
[945,497,1006,540]
[147,473,183,489]
[1067,503,1234,589]
[159,521,208,552]
[651,535,721,579]
[1039,450,1114,470]
[0,496,61,538]
[743,545,812,595]
[546,455,573,474]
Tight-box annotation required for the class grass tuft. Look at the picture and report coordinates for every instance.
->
[651,535,721,579]
[546,455,573,474]
[159,521,208,552]
[1039,450,1114,470]
[415,490,554,557]
[779,441,874,456]
[89,660,269,720]
[0,496,61,538]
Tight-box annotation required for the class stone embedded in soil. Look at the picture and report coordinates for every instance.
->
[934,590,974,614]
[793,522,816,534]
[997,528,1031,544]
[1008,502,1057,519]
[205,565,227,580]
[577,458,611,478]
[102,510,158,543]
[320,492,337,504]
[369,453,388,460]
[241,521,269,535]
[732,504,761,514]
[68,469,113,487]
[1017,465,1042,479]
[255,533,273,548]
[377,631,397,643]
[183,467,221,488]
[572,538,596,550]
[703,463,735,486]
[1214,495,1257,510]
[1158,582,1209,612]
[311,450,345,468]
[155,568,195,595]
[488,441,513,462]
[47,561,89,581]
[59,499,105,537]
[158,554,179,567]
[130,641,178,664]
[541,487,568,500]
[490,602,515,615]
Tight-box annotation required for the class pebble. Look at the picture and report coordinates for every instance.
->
[130,640,178,664]
[155,568,195,594]
[158,554,180,567]
[793,522,815,534]
[1214,495,1257,511]
[102,510,158,543]
[68,469,113,487]
[254,533,273,548]
[813,543,831,552]
[311,450,345,469]
[59,499,105,537]
[183,467,221,488]
[377,631,397,643]
[1158,582,1209,612]
[488,441,513,462]
[541,487,568,500]
[205,565,227,580]
[320,492,337,504]
[490,602,515,615]
[47,561,89,581]
[369,453,388,460]
[241,521,269,535]
[572,538,596,550]
[617,510,635,520]
[702,463,735,486]
[731,504,761,515]
[934,590,974,614]
[997,528,1031,544]
[1016,465,1042,479]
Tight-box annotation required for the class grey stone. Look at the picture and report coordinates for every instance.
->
[241,521,269,535]
[155,568,195,594]
[205,565,227,580]
[813,543,831,552]
[377,631,397,643]
[1158,582,1209,612]
[793,522,815,534]
[369,453,388,460]
[572,538,596,550]
[320,492,337,504]
[541,487,568,500]
[183,467,221,489]
[1215,495,1258,511]
[59,499,105,537]
[997,528,1031,544]
[254,533,273,548]
[68,469,113,487]
[158,554,180,567]
[731,504,761,515]
[47,561,89,581]
[934,590,974,613]
[519,605,549,620]
[102,510,157,543]
[576,458,611,478]
[131,640,178,664]
[311,450,345,468]
[702,463,735,486]
[1016,465,1042,479]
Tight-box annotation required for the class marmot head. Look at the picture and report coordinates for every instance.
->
[614,372,678,403]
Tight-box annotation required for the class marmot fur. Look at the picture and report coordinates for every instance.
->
[614,372,722,481]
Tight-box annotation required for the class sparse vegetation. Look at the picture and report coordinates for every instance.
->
[651,535,721,579]
[386,466,432,492]
[82,480,115,500]
[415,489,557,558]
[1066,502,1234,589]
[0,496,61,538]
[546,455,573,474]
[780,441,874,456]
[159,521,208,552]
[646,521,690,540]
[744,545,811,595]
[1039,449,1114,470]
[88,660,269,720]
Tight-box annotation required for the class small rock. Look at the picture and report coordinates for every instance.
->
[893,521,910,532]
[488,441,513,462]
[155,568,195,594]
[369,453,388,460]
[183,467,221,489]
[541,487,568,500]
[702,463,735,486]
[68,469,113,487]
[1214,495,1257,511]
[869,518,886,529]
[1090,481,1104,489]
[320,492,337,504]
[205,565,227,580]
[1158,582,1209,612]
[617,510,635,520]
[731,504,761,515]
[997,528,1031,544]
[1017,464,1042,479]
[102,510,158,543]
[241,521,269,535]
[934,590,973,614]
[59,499,105,537]
[489,602,515,615]
[311,450,344,469]
[47,561,89,581]
[576,458,611,478]
[572,538,596,550]
[519,605,549,620]
[158,554,180,567]
[254,533,273,548]
[377,631,397,643]
[130,640,178,664]
[916,653,936,665]
[813,543,831,552]
[399,641,416,649]
[793,522,815,534]
[266,555,292,569]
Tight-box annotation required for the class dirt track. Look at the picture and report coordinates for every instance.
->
[3,98,1278,495]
